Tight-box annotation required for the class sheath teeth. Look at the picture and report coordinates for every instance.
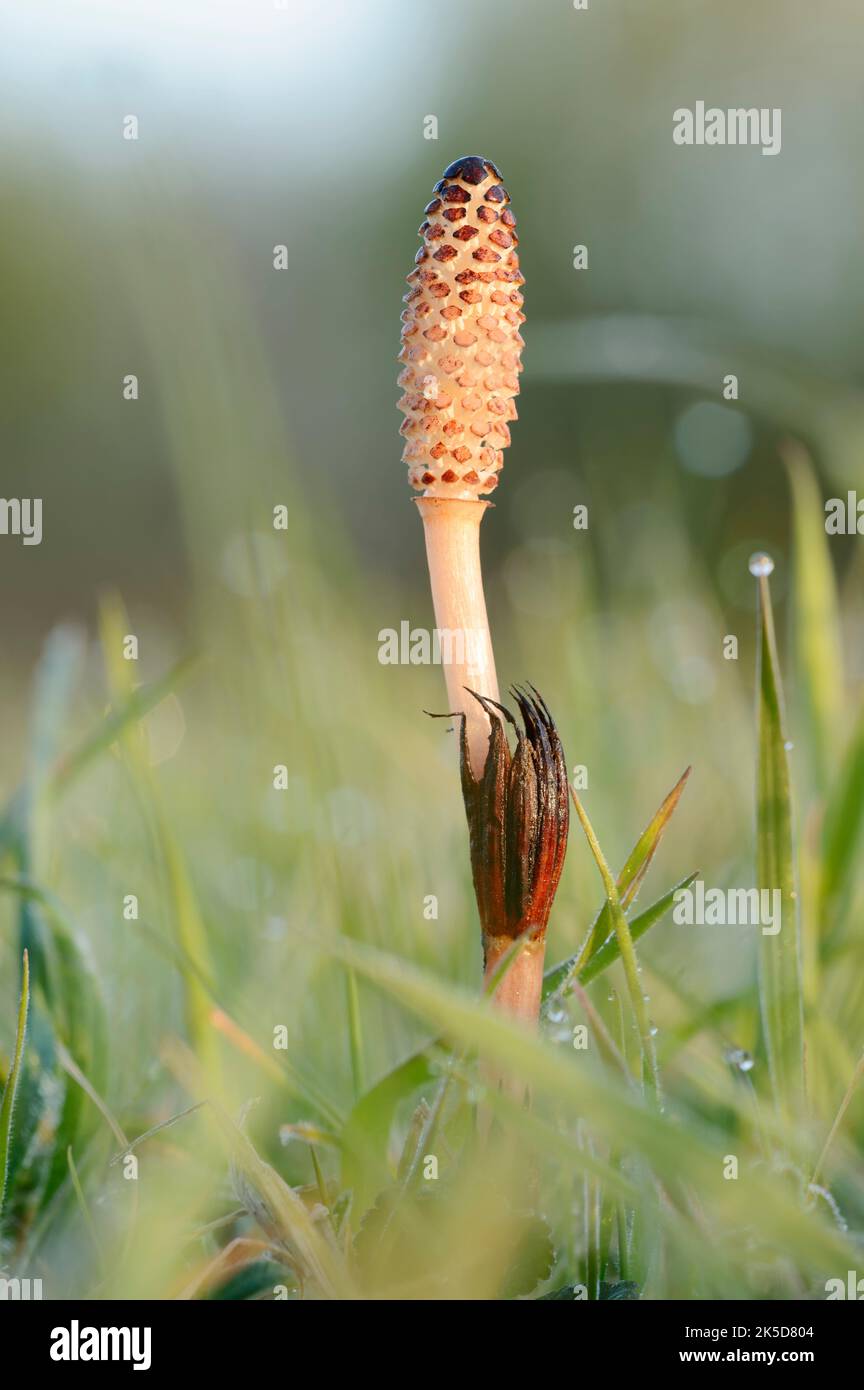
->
[398,157,524,501]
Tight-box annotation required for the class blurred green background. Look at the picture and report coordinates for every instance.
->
[1,0,863,1299]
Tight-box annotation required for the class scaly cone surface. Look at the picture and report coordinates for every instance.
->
[398,156,525,500]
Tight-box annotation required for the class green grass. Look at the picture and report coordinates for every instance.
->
[1,284,863,1296]
[753,556,805,1121]
[0,480,861,1301]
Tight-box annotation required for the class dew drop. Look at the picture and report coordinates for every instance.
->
[547,1006,566,1024]
[725,1046,755,1073]
[649,1024,659,1037]
[784,740,794,751]
[748,552,775,578]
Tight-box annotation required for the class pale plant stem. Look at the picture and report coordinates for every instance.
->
[417,496,548,1027]
[415,497,499,778]
[483,936,546,1025]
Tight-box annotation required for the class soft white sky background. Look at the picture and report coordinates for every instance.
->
[0,0,420,170]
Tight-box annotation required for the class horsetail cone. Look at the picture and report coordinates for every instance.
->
[398,154,524,499]
[399,157,524,777]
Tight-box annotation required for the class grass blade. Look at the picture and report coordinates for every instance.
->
[617,767,692,906]
[163,1038,351,1299]
[99,595,220,1085]
[578,871,699,987]
[67,1146,104,1266]
[543,871,698,998]
[1,873,112,1208]
[810,1049,864,1188]
[819,696,864,925]
[752,555,805,1119]
[0,951,30,1219]
[565,768,691,978]
[341,1050,436,1215]
[297,926,682,1163]
[782,440,844,791]
[293,924,858,1281]
[50,656,197,794]
[157,832,221,1084]
[345,971,365,1099]
[569,789,660,1105]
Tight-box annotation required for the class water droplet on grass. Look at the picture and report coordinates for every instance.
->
[748,552,775,578]
[725,1046,755,1073]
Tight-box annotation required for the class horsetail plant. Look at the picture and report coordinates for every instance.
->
[399,157,569,1023]
[398,155,522,770]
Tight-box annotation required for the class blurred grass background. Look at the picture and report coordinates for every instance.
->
[1,0,863,1299]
